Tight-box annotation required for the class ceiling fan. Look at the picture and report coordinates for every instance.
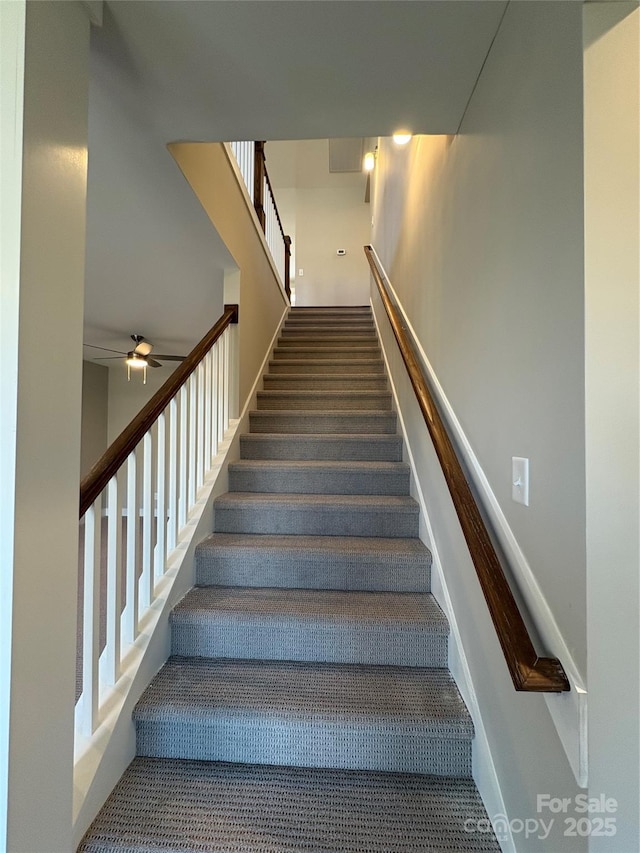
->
[85,334,185,382]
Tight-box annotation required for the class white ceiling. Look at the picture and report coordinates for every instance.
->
[97,1,508,141]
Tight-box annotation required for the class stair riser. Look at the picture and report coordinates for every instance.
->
[264,376,388,390]
[278,337,379,347]
[269,360,385,374]
[256,393,392,411]
[289,308,371,316]
[283,323,375,332]
[249,412,397,434]
[214,505,419,537]
[194,550,430,591]
[240,435,403,461]
[228,466,410,495]
[273,348,381,359]
[281,328,375,337]
[135,722,471,777]
[171,620,446,667]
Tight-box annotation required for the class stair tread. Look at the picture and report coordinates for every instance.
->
[258,390,391,398]
[282,326,375,332]
[229,459,409,494]
[239,433,403,461]
[135,657,473,737]
[250,409,395,416]
[229,459,408,473]
[274,344,380,350]
[264,372,386,379]
[269,359,384,364]
[195,532,432,593]
[173,587,447,632]
[279,333,378,338]
[197,532,430,561]
[215,492,419,511]
[249,411,398,435]
[78,758,498,853]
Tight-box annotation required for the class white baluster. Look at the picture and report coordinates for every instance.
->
[211,344,219,458]
[188,373,197,510]
[167,398,178,551]
[140,431,153,609]
[204,351,212,472]
[196,363,205,489]
[101,476,122,687]
[79,501,101,735]
[223,328,230,433]
[155,412,166,579]
[122,450,138,645]
[178,385,187,530]
[217,338,224,442]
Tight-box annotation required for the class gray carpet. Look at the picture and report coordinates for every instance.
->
[79,759,500,853]
[79,306,499,851]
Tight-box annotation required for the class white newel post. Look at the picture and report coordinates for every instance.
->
[0,2,90,850]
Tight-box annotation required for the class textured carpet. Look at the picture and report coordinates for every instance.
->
[170,587,448,665]
[78,758,500,853]
[79,306,499,851]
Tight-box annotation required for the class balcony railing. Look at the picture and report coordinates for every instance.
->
[230,140,292,300]
[76,306,239,739]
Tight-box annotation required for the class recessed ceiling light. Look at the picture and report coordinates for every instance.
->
[392,132,412,146]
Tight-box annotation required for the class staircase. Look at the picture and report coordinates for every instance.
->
[79,307,499,852]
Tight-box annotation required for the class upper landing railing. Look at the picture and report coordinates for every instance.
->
[230,140,292,300]
[364,246,570,694]
[76,305,238,739]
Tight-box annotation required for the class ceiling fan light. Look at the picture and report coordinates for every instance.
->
[126,352,147,368]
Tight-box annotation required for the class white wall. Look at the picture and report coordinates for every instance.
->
[373,1,586,678]
[267,139,372,306]
[107,362,178,445]
[81,361,109,477]
[84,16,231,359]
[0,2,90,849]
[372,3,588,850]
[584,5,639,851]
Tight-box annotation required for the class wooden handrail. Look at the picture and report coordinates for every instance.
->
[253,141,266,231]
[253,141,292,300]
[364,247,569,693]
[264,167,286,242]
[80,304,238,518]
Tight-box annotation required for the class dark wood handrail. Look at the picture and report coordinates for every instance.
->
[264,167,286,242]
[254,141,291,300]
[364,246,569,693]
[80,304,239,518]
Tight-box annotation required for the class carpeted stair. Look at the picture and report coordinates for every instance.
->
[79,306,499,852]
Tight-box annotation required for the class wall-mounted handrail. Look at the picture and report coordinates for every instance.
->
[80,304,238,518]
[364,246,569,693]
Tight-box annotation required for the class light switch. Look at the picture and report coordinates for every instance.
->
[512,457,529,506]
[298,269,304,276]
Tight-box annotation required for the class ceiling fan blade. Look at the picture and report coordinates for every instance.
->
[147,358,163,368]
[84,344,127,354]
[93,356,126,360]
[153,354,186,361]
